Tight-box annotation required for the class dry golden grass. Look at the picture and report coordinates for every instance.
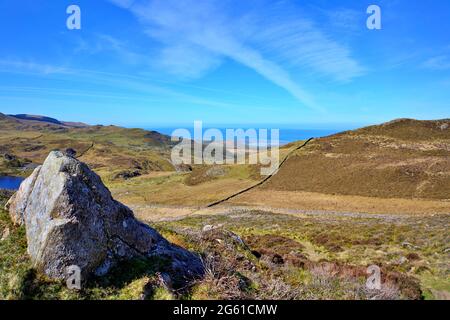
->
[110,174,256,207]
[228,189,450,215]
[264,119,450,200]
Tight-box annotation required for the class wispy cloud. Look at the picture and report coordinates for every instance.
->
[252,16,365,82]
[422,55,450,71]
[311,6,363,34]
[107,0,365,110]
[327,8,362,32]
[74,33,147,65]
[108,0,135,8]
[0,60,279,111]
[0,59,68,75]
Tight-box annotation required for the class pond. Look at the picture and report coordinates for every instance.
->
[0,176,24,190]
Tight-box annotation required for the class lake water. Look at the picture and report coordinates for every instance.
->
[0,176,24,190]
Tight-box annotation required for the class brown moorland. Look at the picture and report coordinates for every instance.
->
[262,118,450,200]
[1,116,449,300]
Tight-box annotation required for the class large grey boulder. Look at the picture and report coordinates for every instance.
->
[6,151,203,281]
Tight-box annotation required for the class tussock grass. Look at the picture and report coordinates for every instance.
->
[158,209,448,300]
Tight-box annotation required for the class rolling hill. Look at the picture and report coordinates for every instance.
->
[2,114,449,205]
[263,119,450,200]
[8,114,89,128]
[0,112,176,178]
[1,115,449,300]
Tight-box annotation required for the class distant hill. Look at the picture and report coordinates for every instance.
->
[8,114,89,128]
[0,112,176,177]
[264,119,450,200]
[354,118,450,140]
[0,112,85,131]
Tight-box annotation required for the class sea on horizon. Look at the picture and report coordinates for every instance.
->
[147,127,344,146]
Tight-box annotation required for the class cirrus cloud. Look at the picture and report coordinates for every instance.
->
[107,0,365,110]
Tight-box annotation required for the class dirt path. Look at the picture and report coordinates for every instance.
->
[131,202,432,223]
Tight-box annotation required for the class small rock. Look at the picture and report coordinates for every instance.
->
[174,164,192,172]
[205,166,227,177]
[397,256,408,264]
[401,241,419,249]
[3,153,16,161]
[1,227,10,241]
[64,148,77,157]
[202,225,214,232]
[202,224,223,233]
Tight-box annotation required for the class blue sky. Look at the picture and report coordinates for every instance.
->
[0,0,449,128]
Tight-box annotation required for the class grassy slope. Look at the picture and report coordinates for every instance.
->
[264,119,450,200]
[0,113,175,178]
[0,184,450,300]
[156,209,449,300]
[108,140,300,208]
[3,188,447,300]
[3,116,449,208]
[1,116,449,300]
[0,113,263,207]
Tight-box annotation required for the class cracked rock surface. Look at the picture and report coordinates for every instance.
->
[6,151,203,281]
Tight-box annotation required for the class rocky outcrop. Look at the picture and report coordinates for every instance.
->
[6,151,203,281]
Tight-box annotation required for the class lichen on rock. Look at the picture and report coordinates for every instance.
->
[6,151,203,282]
